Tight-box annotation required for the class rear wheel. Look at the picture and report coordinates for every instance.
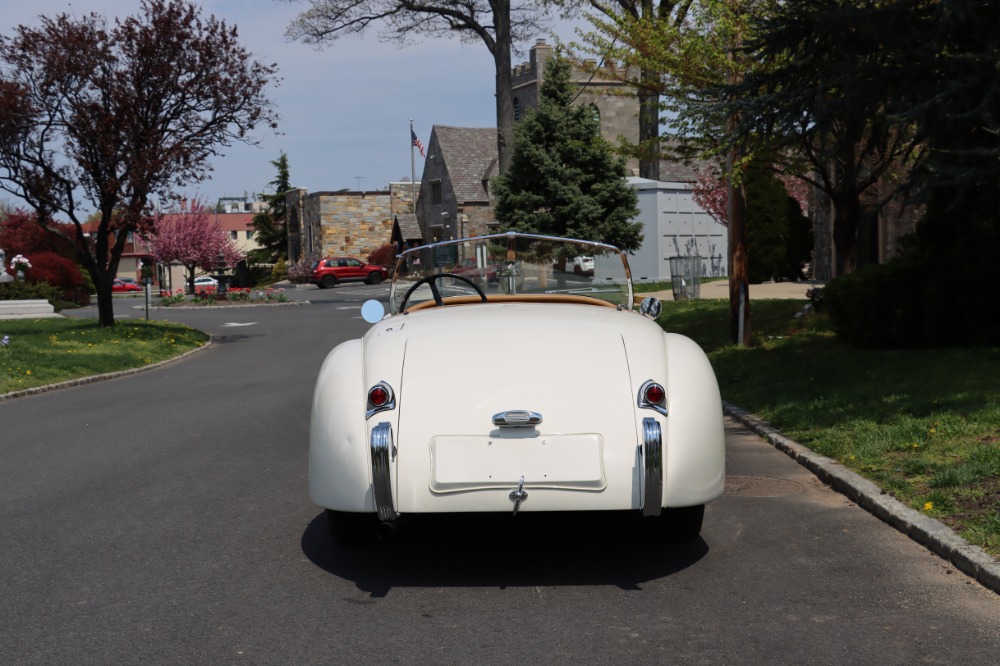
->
[657,505,704,543]
[326,509,376,547]
[367,271,383,285]
[321,275,337,289]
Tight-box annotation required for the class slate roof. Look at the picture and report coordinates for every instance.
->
[433,126,499,204]
[428,124,702,190]
[394,213,422,241]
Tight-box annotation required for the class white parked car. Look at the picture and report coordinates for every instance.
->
[567,255,595,275]
[193,276,218,289]
[310,232,725,545]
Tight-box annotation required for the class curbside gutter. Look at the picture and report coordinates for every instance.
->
[724,401,1000,595]
[0,339,212,402]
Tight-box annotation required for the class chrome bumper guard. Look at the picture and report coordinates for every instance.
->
[370,422,398,522]
[641,417,663,517]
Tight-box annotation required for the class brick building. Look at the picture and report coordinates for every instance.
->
[286,182,417,263]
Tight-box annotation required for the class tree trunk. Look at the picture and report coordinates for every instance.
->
[95,274,116,327]
[727,165,750,346]
[638,72,660,180]
[832,189,860,276]
[726,10,749,347]
[492,0,513,175]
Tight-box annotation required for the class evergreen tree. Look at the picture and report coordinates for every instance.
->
[250,153,291,263]
[492,52,642,252]
[743,161,812,283]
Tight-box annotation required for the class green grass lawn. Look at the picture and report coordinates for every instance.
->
[659,298,1000,556]
[0,318,209,394]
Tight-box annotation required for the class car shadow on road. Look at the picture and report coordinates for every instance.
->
[301,510,708,597]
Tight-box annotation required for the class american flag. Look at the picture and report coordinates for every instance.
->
[411,129,426,158]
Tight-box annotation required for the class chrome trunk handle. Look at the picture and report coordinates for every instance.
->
[492,410,542,427]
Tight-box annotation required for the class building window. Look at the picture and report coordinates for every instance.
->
[230,231,238,239]
[245,230,253,240]
[431,181,442,205]
[513,97,521,122]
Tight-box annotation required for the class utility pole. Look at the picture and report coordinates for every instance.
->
[727,0,751,347]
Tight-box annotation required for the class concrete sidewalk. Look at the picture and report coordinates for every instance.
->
[647,278,824,302]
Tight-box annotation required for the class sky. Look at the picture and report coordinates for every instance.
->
[0,0,578,213]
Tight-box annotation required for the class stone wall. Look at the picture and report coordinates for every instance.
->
[512,39,641,175]
[462,204,496,238]
[292,182,416,261]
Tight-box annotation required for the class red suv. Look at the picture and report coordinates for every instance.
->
[310,257,388,288]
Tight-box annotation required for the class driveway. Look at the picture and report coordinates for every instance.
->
[1,284,998,664]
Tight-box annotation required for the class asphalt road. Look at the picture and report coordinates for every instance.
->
[2,285,999,664]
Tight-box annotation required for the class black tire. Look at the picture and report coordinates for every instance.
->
[658,505,705,543]
[326,509,376,547]
[321,275,337,289]
[367,271,383,285]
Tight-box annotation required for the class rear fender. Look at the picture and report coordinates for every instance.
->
[309,339,374,511]
[663,333,726,506]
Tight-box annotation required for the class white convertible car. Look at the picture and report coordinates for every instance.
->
[310,232,725,544]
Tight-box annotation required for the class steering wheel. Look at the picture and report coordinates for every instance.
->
[399,273,488,312]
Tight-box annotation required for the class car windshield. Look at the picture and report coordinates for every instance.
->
[389,232,632,313]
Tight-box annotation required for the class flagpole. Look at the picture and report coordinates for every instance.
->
[409,119,416,211]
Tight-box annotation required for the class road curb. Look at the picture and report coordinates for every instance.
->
[724,401,1000,595]
[0,339,212,402]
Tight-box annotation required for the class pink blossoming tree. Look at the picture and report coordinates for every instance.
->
[150,199,243,293]
[693,164,811,225]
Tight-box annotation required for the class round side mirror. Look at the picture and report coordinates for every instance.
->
[361,299,386,324]
[639,296,662,319]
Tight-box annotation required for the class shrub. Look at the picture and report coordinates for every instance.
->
[287,256,316,284]
[271,257,288,282]
[824,189,1000,348]
[824,260,926,348]
[367,242,398,270]
[22,251,90,306]
[0,280,63,309]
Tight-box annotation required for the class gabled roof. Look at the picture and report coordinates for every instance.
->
[394,213,422,241]
[432,126,499,204]
[211,213,255,232]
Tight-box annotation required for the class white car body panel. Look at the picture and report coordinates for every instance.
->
[310,299,725,516]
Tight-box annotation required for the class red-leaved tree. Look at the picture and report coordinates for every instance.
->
[0,0,278,326]
[149,200,242,293]
[0,208,78,259]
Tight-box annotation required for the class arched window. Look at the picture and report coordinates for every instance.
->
[589,104,601,132]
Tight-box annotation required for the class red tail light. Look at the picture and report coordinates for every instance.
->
[368,385,390,407]
[643,383,665,405]
[638,380,667,416]
[366,381,396,419]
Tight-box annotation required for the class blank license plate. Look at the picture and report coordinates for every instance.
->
[430,434,606,493]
